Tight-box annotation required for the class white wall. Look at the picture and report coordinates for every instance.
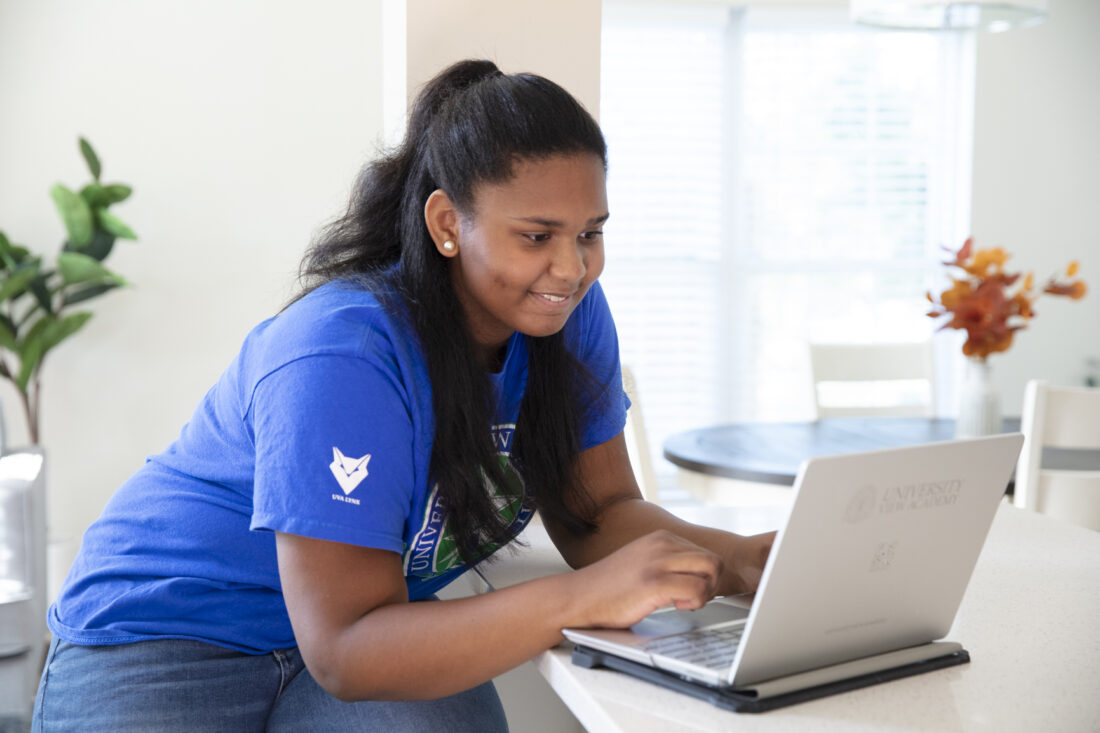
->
[971,0,1100,413]
[405,0,602,116]
[0,0,385,560]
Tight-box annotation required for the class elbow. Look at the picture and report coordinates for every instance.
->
[308,661,360,702]
[298,641,370,702]
[300,646,410,702]
[299,648,354,701]
[326,684,367,705]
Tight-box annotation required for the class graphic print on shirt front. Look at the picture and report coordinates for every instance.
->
[403,423,534,578]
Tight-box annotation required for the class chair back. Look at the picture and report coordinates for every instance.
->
[1014,380,1100,530]
[622,365,658,502]
[809,342,936,419]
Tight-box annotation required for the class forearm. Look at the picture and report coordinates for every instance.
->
[312,572,576,701]
[551,497,761,596]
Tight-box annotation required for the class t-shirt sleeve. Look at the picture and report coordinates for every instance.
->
[568,280,631,450]
[248,353,416,554]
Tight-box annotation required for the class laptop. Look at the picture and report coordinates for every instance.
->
[563,433,1024,711]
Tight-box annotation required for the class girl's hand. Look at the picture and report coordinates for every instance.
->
[724,531,775,595]
[563,529,722,629]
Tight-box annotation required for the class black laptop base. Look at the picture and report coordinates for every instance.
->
[570,645,970,713]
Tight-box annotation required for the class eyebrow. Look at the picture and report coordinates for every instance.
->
[511,213,610,228]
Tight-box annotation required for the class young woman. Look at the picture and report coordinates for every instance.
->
[34,60,774,731]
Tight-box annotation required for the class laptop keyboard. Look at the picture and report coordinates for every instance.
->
[640,624,745,671]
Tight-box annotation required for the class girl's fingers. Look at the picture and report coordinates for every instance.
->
[571,530,725,628]
[643,532,723,586]
[659,573,713,611]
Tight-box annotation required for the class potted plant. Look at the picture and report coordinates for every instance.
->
[0,139,136,707]
[925,237,1086,436]
[0,137,136,445]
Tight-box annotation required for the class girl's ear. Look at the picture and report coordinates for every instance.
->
[424,189,462,258]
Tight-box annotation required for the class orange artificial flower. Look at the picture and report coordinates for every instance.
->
[926,237,1088,361]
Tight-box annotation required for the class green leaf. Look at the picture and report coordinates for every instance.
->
[15,311,94,391]
[65,230,115,261]
[16,317,50,391]
[61,281,120,307]
[0,313,16,339]
[81,183,132,208]
[0,231,16,271]
[29,275,53,315]
[103,184,132,204]
[20,313,50,346]
[57,252,127,287]
[42,310,93,352]
[0,317,16,351]
[51,184,94,247]
[80,183,109,209]
[95,208,137,240]
[16,336,43,391]
[0,267,40,302]
[80,137,101,181]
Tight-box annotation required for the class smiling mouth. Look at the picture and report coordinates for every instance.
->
[532,292,571,304]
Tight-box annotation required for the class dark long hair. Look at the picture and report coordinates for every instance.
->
[299,60,607,566]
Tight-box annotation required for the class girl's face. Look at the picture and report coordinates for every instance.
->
[448,153,608,365]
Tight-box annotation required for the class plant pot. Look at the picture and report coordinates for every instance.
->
[0,447,47,718]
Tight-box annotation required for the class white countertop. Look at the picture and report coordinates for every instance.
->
[522,505,1100,732]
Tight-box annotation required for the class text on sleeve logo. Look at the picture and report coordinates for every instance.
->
[330,447,371,495]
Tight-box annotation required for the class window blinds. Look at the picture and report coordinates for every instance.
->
[600,3,974,495]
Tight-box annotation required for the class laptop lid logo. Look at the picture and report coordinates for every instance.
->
[882,480,962,513]
[846,480,963,523]
[845,486,879,523]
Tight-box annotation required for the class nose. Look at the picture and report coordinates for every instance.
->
[549,239,586,284]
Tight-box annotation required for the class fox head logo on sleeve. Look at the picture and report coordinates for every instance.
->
[329,447,370,494]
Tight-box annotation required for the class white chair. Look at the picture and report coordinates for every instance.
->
[1014,380,1100,531]
[809,342,936,419]
[621,365,658,502]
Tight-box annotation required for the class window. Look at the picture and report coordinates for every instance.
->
[600,2,975,495]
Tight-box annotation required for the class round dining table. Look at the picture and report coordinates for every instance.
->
[662,416,1099,489]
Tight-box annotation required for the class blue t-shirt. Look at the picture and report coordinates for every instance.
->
[48,279,628,654]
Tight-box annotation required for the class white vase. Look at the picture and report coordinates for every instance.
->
[956,358,1002,438]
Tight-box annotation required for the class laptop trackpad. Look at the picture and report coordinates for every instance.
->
[631,598,750,638]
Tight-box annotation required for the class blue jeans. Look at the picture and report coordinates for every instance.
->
[32,637,508,732]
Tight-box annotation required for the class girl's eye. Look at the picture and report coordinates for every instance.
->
[524,233,552,243]
[581,230,604,242]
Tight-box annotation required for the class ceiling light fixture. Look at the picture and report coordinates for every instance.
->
[851,0,1048,32]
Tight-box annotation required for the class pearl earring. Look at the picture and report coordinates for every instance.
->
[443,240,456,252]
